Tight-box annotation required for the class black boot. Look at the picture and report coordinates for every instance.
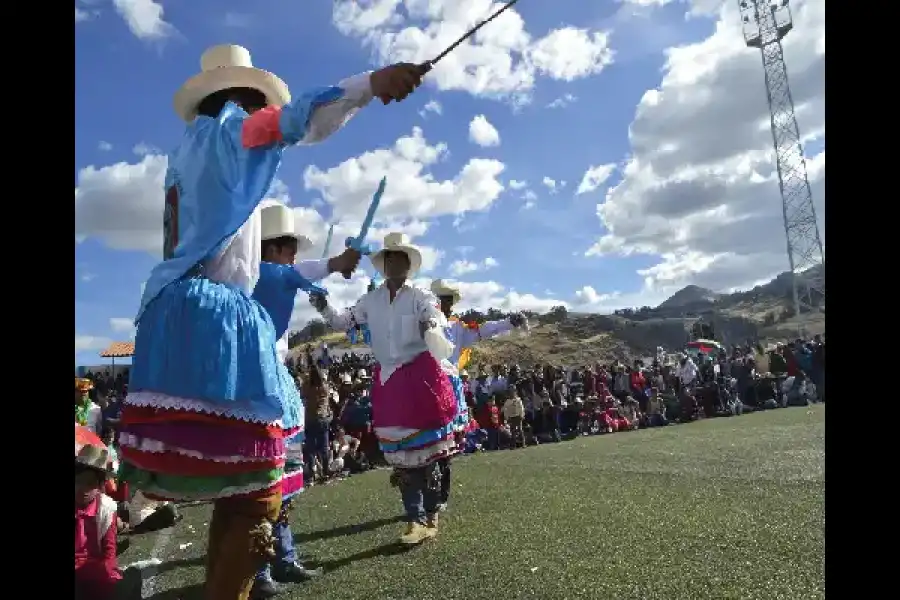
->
[272,561,323,583]
[250,577,279,600]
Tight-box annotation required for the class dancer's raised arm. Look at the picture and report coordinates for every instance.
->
[240,63,425,149]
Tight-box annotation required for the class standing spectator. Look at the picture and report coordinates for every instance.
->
[75,378,103,435]
[301,367,333,482]
[502,388,526,448]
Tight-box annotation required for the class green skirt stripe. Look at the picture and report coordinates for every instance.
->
[120,462,283,500]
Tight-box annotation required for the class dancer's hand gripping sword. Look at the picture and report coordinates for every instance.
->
[340,177,386,279]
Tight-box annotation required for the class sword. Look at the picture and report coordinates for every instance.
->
[321,223,334,259]
[419,0,523,74]
[342,177,386,279]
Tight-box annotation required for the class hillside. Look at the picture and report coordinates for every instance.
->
[657,285,720,309]
[289,265,825,367]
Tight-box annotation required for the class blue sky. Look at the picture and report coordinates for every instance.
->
[74,0,826,366]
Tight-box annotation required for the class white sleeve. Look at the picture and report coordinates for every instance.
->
[295,258,331,282]
[321,294,367,330]
[303,73,374,144]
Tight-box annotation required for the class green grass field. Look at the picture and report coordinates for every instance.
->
[125,406,825,600]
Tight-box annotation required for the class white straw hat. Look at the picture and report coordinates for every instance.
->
[430,279,461,304]
[259,201,312,251]
[173,44,291,122]
[370,232,423,277]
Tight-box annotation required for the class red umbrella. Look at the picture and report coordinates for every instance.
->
[75,423,105,457]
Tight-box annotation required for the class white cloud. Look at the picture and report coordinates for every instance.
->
[449,256,498,276]
[304,127,506,223]
[98,141,112,151]
[112,0,176,41]
[468,114,500,147]
[619,0,676,7]
[74,131,460,271]
[75,334,112,355]
[508,179,527,190]
[331,0,614,104]
[419,100,442,118]
[75,3,99,23]
[576,163,616,195]
[109,317,137,339]
[521,189,537,210]
[586,0,825,294]
[132,142,160,156]
[547,94,577,109]
[75,153,168,255]
[542,177,559,193]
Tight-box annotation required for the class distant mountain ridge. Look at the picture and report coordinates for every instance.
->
[657,285,720,309]
[657,263,825,312]
[289,264,825,363]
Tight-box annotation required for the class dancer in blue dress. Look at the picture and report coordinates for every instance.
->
[250,201,328,599]
[116,43,424,600]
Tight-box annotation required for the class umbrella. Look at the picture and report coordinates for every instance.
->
[75,423,105,456]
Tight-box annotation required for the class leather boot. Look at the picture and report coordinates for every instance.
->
[204,489,281,600]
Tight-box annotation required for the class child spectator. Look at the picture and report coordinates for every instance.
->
[75,445,140,600]
[502,387,526,448]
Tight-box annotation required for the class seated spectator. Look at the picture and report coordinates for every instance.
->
[782,372,810,407]
[75,445,140,600]
[645,388,669,427]
[679,387,699,422]
[621,397,641,430]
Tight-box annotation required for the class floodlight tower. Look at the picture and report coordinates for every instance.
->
[739,0,825,325]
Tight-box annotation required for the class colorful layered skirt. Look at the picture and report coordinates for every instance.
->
[372,352,458,469]
[118,276,305,501]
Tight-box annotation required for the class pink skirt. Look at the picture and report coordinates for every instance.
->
[371,352,457,431]
[371,352,458,468]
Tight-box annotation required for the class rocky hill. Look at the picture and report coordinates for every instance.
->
[289,265,825,368]
[657,285,720,309]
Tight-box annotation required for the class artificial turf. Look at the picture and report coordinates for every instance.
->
[124,405,825,600]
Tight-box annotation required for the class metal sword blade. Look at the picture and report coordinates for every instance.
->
[354,176,386,245]
[321,224,334,259]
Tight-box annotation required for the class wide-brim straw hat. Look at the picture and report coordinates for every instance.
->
[75,377,94,392]
[75,444,111,477]
[259,200,312,251]
[173,44,291,122]
[430,279,461,304]
[370,232,423,277]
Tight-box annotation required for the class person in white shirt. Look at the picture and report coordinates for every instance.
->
[677,355,699,388]
[310,232,456,546]
[429,279,528,512]
[502,389,527,448]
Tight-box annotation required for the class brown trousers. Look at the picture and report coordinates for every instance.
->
[204,487,282,600]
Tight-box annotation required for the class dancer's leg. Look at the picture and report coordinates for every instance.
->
[205,488,281,600]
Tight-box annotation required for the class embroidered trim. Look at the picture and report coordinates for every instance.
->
[140,480,279,502]
[125,391,283,426]
[380,439,457,468]
[118,433,285,464]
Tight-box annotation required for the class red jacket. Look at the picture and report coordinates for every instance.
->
[630,371,646,392]
[75,494,121,600]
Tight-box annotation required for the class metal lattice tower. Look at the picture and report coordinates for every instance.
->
[739,0,825,322]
